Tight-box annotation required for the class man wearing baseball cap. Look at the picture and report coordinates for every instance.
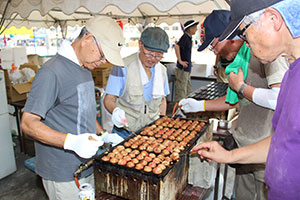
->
[21,16,124,199]
[194,0,300,199]
[174,19,199,101]
[180,10,288,200]
[104,27,170,138]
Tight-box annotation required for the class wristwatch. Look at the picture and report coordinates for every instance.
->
[237,83,247,98]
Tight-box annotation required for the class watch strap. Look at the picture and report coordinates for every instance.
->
[238,83,247,98]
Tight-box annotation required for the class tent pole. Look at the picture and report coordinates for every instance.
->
[0,0,11,32]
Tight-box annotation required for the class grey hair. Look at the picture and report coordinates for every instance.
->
[244,9,266,25]
[75,27,89,40]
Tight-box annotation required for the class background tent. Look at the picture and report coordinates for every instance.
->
[0,0,230,30]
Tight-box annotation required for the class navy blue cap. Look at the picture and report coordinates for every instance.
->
[140,27,169,53]
[184,20,199,31]
[198,10,231,52]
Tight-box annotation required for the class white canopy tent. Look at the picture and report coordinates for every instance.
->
[0,0,230,30]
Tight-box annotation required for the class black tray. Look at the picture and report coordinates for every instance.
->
[94,117,208,179]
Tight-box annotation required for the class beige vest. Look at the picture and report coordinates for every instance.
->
[116,53,166,132]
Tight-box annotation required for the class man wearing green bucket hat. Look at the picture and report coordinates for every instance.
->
[104,27,170,138]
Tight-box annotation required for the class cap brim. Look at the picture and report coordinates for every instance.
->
[197,38,213,52]
[185,22,199,30]
[101,44,124,66]
[219,16,245,42]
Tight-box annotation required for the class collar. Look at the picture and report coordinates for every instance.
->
[58,40,81,66]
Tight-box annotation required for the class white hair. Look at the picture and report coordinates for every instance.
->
[243,9,266,25]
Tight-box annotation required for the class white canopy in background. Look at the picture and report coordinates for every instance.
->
[0,0,230,29]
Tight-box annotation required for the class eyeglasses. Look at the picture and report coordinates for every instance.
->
[208,38,218,53]
[142,45,164,60]
[93,36,106,60]
[237,22,253,43]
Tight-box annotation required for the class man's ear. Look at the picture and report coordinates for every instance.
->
[81,33,93,47]
[265,7,284,32]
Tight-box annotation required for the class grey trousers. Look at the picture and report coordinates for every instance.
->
[235,164,268,200]
[175,68,192,101]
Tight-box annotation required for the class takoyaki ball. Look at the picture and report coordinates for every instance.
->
[164,157,172,163]
[101,156,110,162]
[136,154,144,160]
[112,148,119,154]
[157,138,164,143]
[140,150,148,157]
[170,152,180,161]
[144,166,152,172]
[131,158,139,164]
[107,152,115,158]
[139,160,148,166]
[131,143,139,149]
[157,164,166,170]
[132,149,140,155]
[123,155,132,162]
[153,166,163,175]
[148,162,157,168]
[115,153,123,160]
[154,147,162,154]
[149,153,156,159]
[129,153,136,158]
[157,154,165,160]
[126,161,135,168]
[146,146,154,152]
[135,163,144,170]
[120,150,128,156]
[162,160,170,167]
[153,158,162,164]
[118,159,127,166]
[124,142,131,147]
[139,145,147,151]
[110,157,118,164]
[116,145,125,151]
[144,156,153,163]
[125,148,132,153]
[162,149,170,156]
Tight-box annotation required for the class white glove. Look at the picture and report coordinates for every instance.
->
[179,98,205,113]
[64,133,104,159]
[112,107,127,128]
[102,132,124,147]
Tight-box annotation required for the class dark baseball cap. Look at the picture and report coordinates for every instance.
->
[219,0,283,42]
[197,10,231,52]
[141,27,169,53]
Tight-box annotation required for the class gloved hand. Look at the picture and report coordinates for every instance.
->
[64,133,104,159]
[112,107,127,128]
[102,132,124,147]
[179,98,205,113]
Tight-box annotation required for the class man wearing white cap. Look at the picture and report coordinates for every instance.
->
[21,16,124,199]
[194,0,300,199]
[174,20,199,101]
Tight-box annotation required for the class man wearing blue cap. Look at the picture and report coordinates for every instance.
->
[174,20,199,101]
[104,27,170,138]
[194,0,300,199]
[180,10,288,200]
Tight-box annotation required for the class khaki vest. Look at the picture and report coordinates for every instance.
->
[116,53,166,132]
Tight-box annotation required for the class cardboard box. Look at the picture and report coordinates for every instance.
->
[1,64,38,103]
[92,67,112,88]
[27,54,39,66]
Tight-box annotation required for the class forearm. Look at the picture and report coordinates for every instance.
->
[205,95,238,111]
[160,96,167,115]
[96,120,103,134]
[21,112,66,148]
[104,94,117,114]
[230,136,271,164]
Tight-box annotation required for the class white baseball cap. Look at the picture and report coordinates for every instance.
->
[86,16,124,66]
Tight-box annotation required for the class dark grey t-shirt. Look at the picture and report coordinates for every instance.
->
[23,54,96,181]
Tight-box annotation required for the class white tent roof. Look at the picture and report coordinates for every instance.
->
[0,0,230,29]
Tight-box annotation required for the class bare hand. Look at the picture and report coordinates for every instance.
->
[180,60,189,68]
[228,68,245,91]
[192,141,232,164]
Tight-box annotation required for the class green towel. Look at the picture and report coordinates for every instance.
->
[225,42,251,104]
